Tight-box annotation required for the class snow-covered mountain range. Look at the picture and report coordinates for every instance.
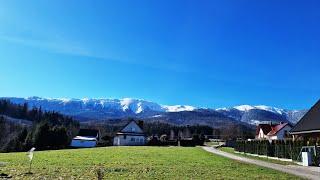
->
[5,96,196,113]
[216,105,306,125]
[231,105,286,115]
[1,97,307,125]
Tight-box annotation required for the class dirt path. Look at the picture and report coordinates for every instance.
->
[202,146,320,180]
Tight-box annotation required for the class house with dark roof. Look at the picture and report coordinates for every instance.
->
[256,122,292,140]
[290,100,320,140]
[70,129,100,148]
[113,120,146,146]
[267,123,292,140]
[256,124,272,139]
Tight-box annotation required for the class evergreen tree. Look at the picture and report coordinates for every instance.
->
[32,121,51,150]
[51,126,69,149]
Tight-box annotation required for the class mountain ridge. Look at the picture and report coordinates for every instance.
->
[0,97,307,126]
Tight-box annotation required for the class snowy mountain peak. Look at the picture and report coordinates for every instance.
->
[119,98,164,114]
[234,105,255,111]
[220,104,287,115]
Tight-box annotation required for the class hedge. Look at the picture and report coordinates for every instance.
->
[235,139,320,165]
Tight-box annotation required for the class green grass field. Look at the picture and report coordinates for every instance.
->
[0,147,301,179]
[219,147,296,166]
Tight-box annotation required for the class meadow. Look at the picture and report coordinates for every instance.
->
[0,147,301,179]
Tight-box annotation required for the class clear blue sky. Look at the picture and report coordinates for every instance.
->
[0,0,319,109]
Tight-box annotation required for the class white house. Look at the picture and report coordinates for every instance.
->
[113,120,146,146]
[70,129,100,148]
[256,122,292,140]
[256,124,272,139]
[267,123,292,140]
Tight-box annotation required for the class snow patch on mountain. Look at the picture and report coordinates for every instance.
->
[254,105,286,115]
[234,105,255,111]
[163,105,196,112]
[221,105,287,115]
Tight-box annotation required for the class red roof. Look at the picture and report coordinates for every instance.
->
[267,123,291,136]
[256,123,292,136]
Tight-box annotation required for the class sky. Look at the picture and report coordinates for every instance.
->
[0,0,319,109]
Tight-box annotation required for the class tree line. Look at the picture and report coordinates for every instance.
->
[0,99,79,152]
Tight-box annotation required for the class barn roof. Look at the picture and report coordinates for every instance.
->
[73,136,97,141]
[290,100,320,134]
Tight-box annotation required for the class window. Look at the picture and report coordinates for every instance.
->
[124,135,126,139]
[131,127,135,132]
[131,137,135,142]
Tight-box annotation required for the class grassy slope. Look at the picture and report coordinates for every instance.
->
[219,147,296,165]
[0,147,301,179]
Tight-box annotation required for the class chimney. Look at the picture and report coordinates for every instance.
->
[138,120,144,130]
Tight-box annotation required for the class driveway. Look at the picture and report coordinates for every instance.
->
[202,146,320,180]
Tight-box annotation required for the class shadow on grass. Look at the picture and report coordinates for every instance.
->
[0,172,12,179]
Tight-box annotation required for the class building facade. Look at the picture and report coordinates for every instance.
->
[113,120,146,146]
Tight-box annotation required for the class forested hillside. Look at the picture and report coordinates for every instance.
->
[0,100,79,152]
